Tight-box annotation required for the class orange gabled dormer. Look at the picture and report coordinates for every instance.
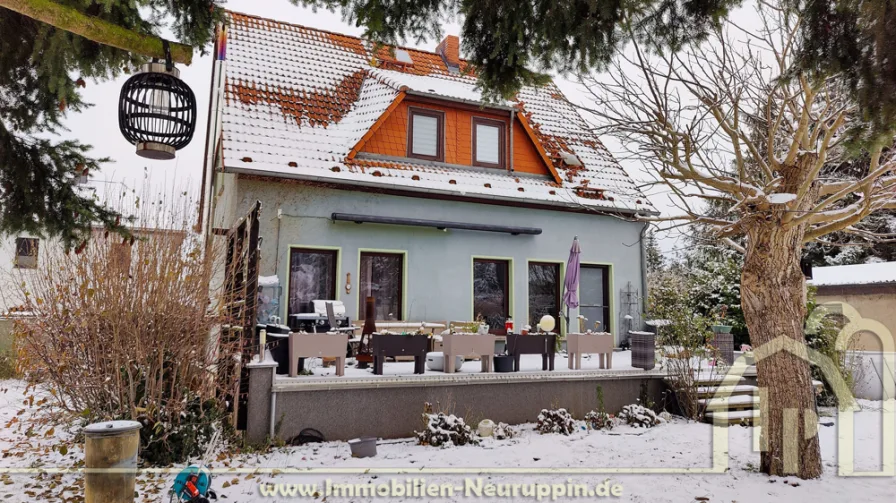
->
[349,96,561,183]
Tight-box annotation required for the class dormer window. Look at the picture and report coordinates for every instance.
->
[473,117,505,169]
[407,107,444,162]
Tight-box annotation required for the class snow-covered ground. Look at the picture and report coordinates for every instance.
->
[2,378,894,502]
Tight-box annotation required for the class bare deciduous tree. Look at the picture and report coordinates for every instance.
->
[578,4,895,479]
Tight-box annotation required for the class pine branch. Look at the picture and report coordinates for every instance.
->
[0,0,193,65]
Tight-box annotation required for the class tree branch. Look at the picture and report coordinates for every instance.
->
[0,0,193,65]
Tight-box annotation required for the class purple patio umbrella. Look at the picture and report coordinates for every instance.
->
[561,236,581,332]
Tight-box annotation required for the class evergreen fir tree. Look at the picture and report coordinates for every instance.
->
[5,0,896,244]
[0,1,221,247]
[645,229,664,274]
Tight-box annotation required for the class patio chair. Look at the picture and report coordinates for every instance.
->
[325,302,359,335]
[325,301,360,358]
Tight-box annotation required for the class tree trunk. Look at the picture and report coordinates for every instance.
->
[741,216,822,479]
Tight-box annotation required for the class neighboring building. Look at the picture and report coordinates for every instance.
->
[810,261,896,352]
[0,234,43,313]
[199,12,655,342]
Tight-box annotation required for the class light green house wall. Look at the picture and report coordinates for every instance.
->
[219,179,646,344]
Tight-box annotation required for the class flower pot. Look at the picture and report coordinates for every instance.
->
[711,325,732,334]
[493,355,514,373]
[348,437,377,458]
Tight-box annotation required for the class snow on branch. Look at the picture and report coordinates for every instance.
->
[572,6,894,252]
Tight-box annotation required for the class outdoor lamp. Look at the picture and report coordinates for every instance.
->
[539,314,556,333]
[118,42,197,160]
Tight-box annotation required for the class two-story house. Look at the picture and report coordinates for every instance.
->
[199,11,655,343]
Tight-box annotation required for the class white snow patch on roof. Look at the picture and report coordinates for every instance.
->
[218,11,654,214]
[809,261,896,286]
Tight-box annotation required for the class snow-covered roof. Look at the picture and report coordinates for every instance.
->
[218,11,654,214]
[809,262,896,287]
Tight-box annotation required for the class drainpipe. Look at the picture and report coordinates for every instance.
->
[639,223,649,331]
[508,110,515,173]
[274,208,282,274]
[269,390,278,439]
[274,208,284,320]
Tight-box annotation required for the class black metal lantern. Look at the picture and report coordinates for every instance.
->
[118,51,196,160]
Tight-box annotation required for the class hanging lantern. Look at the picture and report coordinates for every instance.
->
[118,43,196,160]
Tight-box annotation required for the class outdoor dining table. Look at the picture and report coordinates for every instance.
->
[371,333,429,375]
[505,333,557,372]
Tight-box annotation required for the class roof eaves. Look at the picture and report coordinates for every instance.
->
[515,111,563,185]
[404,89,517,111]
[226,164,647,216]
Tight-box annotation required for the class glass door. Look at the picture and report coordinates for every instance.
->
[473,259,510,335]
[579,265,610,333]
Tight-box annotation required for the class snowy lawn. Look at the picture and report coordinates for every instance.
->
[2,378,894,502]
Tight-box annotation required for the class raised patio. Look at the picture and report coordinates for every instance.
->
[245,351,673,443]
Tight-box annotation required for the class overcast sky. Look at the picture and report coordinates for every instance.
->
[61,0,755,254]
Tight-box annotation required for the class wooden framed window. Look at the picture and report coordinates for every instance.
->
[528,262,561,328]
[407,107,444,161]
[14,237,38,269]
[579,264,611,332]
[472,117,505,168]
[359,252,404,320]
[473,258,510,335]
[288,248,338,315]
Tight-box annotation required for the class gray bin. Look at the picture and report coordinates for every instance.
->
[348,437,377,458]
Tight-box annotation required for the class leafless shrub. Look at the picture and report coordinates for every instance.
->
[10,189,237,464]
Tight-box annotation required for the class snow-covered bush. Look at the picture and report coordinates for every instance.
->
[536,408,576,435]
[617,404,665,428]
[585,385,615,430]
[416,412,479,447]
[494,422,516,440]
[584,410,615,431]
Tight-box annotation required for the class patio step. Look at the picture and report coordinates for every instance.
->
[669,374,746,389]
[691,373,746,386]
[705,409,760,425]
[699,394,759,412]
[696,384,758,399]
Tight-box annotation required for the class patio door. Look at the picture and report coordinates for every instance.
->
[528,262,561,328]
[473,258,510,335]
[288,248,337,315]
[579,265,610,333]
[359,252,404,320]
